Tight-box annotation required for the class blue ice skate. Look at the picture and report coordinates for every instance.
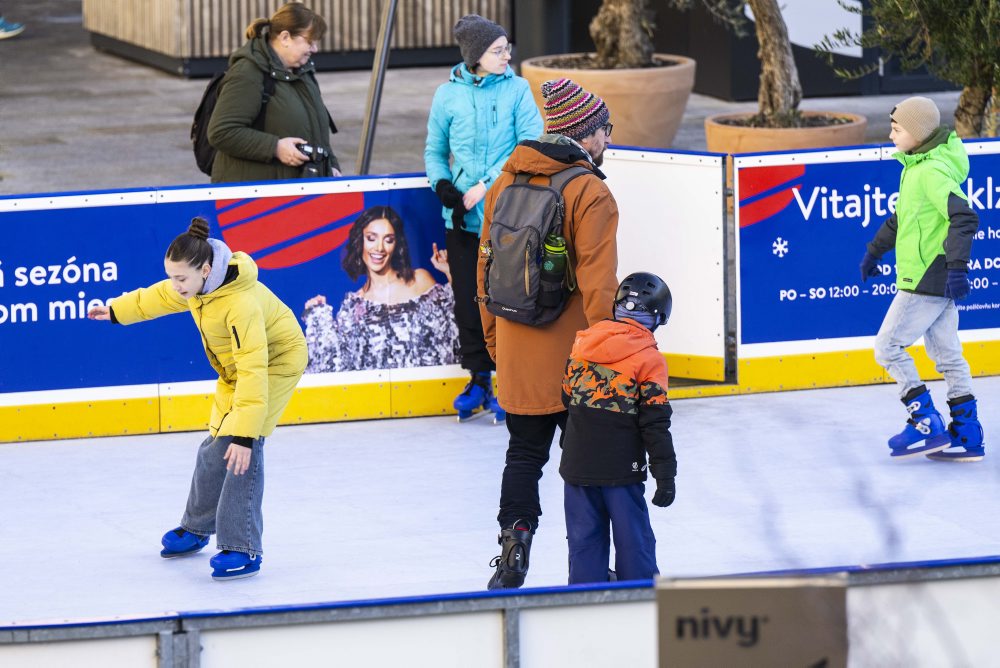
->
[454,372,491,422]
[487,394,506,424]
[888,387,950,459]
[210,550,262,581]
[927,396,985,462]
[160,527,209,558]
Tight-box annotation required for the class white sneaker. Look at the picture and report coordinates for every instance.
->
[0,18,25,40]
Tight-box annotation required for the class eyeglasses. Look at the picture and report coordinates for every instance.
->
[486,43,513,57]
[294,33,319,49]
[602,123,613,137]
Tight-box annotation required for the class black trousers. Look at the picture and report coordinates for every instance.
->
[446,227,495,374]
[497,411,568,530]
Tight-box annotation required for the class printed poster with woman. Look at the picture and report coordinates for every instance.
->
[301,203,459,372]
[204,187,459,376]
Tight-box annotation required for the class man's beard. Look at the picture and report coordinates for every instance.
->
[592,149,604,167]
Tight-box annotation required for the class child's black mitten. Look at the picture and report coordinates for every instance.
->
[652,478,676,508]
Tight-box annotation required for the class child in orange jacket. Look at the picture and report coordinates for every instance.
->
[560,272,677,584]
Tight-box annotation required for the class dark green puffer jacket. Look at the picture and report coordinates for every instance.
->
[207,33,340,183]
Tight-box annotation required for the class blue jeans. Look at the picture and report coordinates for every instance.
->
[874,291,973,400]
[180,435,265,556]
[564,482,658,584]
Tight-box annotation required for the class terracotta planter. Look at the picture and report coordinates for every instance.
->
[704,111,869,155]
[520,54,696,149]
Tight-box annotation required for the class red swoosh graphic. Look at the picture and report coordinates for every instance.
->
[216,192,365,268]
[738,165,806,227]
[255,224,352,269]
[217,196,304,228]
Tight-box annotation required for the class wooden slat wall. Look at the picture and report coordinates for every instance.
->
[83,0,511,58]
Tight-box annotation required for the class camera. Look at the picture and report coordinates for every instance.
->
[296,143,317,159]
[295,143,328,178]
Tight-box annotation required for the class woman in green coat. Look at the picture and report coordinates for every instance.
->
[208,3,341,183]
[88,217,307,580]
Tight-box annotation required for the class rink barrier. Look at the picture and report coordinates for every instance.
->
[0,150,728,443]
[5,140,1000,443]
[5,557,1000,666]
[734,139,1000,392]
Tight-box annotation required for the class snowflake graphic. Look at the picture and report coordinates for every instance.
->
[772,237,789,258]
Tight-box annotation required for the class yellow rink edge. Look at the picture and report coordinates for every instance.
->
[2,342,997,443]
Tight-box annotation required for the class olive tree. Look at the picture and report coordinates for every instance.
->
[589,0,656,69]
[817,0,1000,137]
[666,0,805,127]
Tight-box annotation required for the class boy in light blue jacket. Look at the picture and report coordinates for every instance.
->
[424,14,543,422]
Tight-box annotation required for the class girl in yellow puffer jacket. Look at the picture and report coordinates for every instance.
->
[88,217,306,580]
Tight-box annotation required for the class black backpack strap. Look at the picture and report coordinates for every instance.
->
[307,70,338,134]
[548,165,592,193]
[512,166,589,188]
[250,72,277,131]
[547,165,591,292]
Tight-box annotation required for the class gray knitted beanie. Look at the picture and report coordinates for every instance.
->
[453,14,506,70]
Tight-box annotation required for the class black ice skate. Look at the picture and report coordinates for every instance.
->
[487,519,533,590]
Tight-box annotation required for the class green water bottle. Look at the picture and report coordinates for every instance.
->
[540,234,567,306]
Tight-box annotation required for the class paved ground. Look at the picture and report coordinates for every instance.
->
[0,0,962,197]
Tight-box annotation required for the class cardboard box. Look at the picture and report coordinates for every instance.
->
[658,576,848,667]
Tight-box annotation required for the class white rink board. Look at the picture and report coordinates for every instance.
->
[198,612,504,668]
[0,637,157,667]
[8,577,1000,667]
[604,148,726,364]
[520,600,656,668]
[848,577,1000,666]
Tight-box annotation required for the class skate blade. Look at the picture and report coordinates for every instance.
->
[160,547,206,559]
[926,451,986,463]
[890,440,951,460]
[212,568,261,581]
[456,409,489,423]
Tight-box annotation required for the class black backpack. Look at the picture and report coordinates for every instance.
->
[480,165,591,326]
[191,69,276,176]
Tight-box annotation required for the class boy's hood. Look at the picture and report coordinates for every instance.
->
[896,127,969,181]
[571,319,657,365]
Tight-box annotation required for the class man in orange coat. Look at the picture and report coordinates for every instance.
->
[478,78,620,590]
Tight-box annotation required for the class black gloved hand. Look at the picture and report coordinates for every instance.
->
[859,252,881,282]
[434,179,465,210]
[652,478,675,508]
[451,205,468,230]
[944,269,971,301]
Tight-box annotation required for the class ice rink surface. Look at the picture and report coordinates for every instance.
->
[2,377,998,626]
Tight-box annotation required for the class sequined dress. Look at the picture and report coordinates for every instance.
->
[303,282,459,372]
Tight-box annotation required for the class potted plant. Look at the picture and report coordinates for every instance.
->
[687,0,868,156]
[519,0,697,148]
[816,0,999,138]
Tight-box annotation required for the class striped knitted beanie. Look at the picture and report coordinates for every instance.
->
[541,78,609,140]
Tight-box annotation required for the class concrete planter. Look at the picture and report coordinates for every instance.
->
[520,54,696,149]
[704,111,869,155]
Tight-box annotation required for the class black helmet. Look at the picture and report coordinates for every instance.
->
[614,272,672,326]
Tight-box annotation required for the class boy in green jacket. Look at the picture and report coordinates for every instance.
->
[860,96,983,462]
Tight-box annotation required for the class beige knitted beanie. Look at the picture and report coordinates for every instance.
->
[890,97,941,142]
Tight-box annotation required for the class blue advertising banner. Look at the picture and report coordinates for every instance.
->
[0,180,452,394]
[737,144,1000,346]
